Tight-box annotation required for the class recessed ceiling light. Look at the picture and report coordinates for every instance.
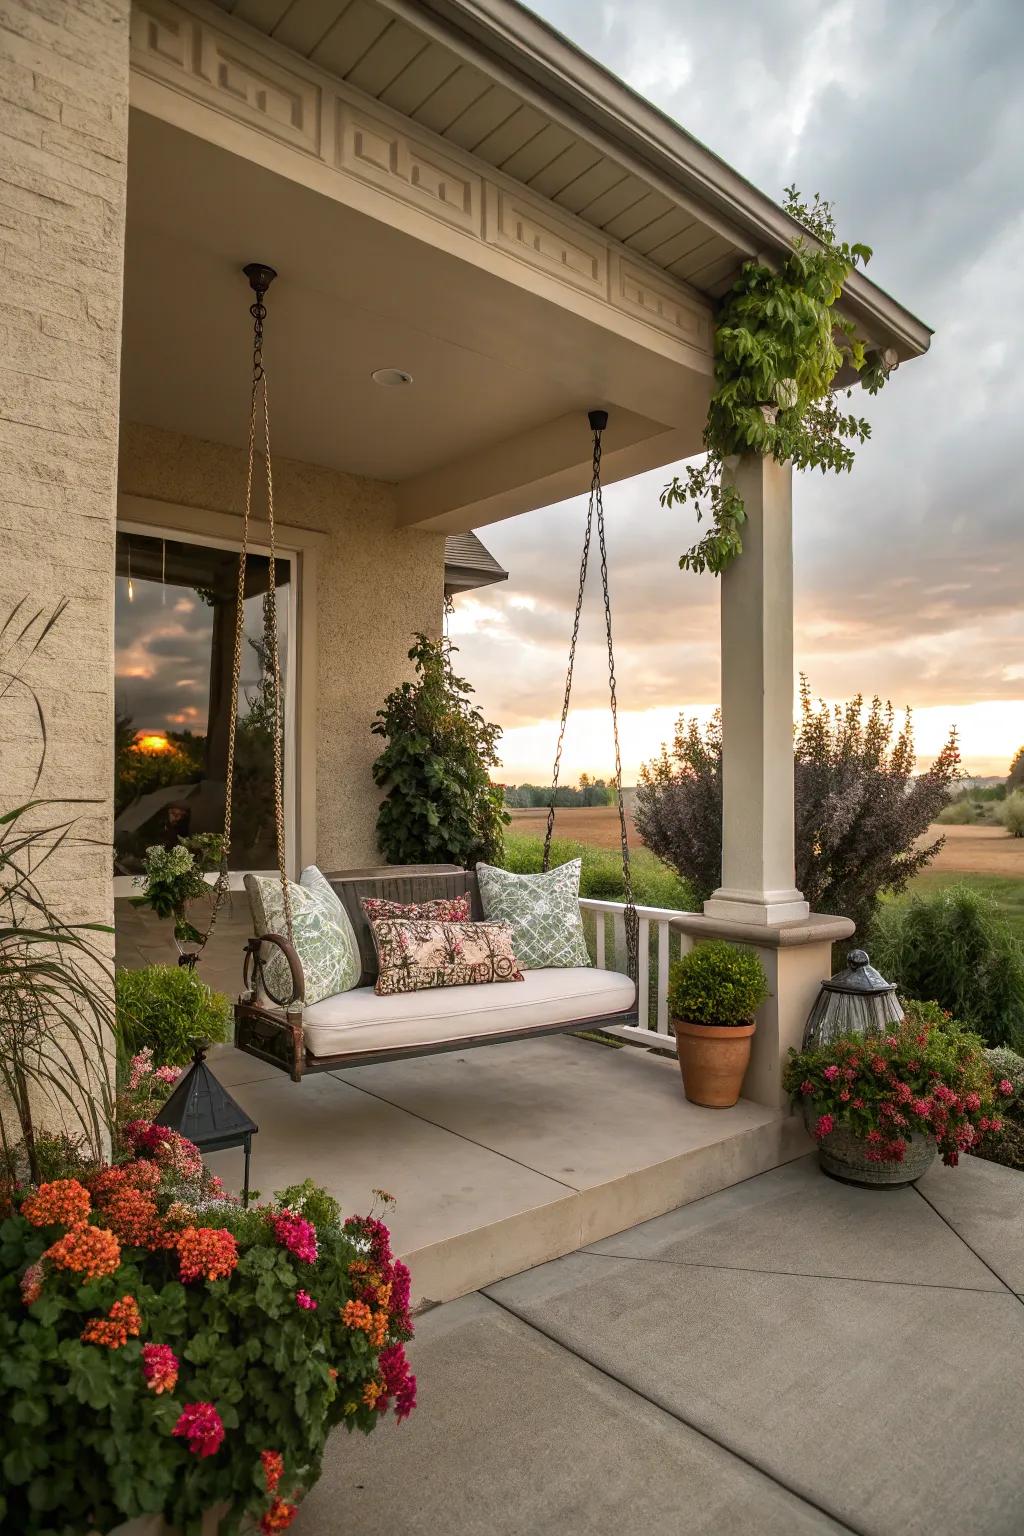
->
[371,367,413,387]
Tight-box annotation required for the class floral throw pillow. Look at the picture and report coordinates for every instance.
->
[245,866,360,1005]
[475,859,591,970]
[362,894,471,925]
[372,919,523,996]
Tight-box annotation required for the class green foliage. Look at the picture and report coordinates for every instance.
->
[116,965,232,1067]
[0,1167,414,1534]
[504,778,613,808]
[115,726,204,817]
[668,940,768,1028]
[133,836,225,948]
[936,798,987,825]
[499,832,694,911]
[783,999,998,1166]
[1008,746,1024,792]
[999,790,1024,837]
[273,1178,341,1232]
[661,186,889,574]
[372,634,509,868]
[985,1047,1024,1103]
[868,884,1024,1050]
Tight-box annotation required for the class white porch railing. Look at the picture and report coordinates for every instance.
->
[578,898,694,1051]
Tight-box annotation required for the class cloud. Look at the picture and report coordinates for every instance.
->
[453,0,1024,777]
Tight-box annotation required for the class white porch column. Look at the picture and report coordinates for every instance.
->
[703,452,809,926]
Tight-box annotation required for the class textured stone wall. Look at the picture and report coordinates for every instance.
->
[0,0,129,916]
[118,422,445,869]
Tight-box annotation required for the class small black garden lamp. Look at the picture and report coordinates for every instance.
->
[155,1044,258,1207]
[801,950,904,1050]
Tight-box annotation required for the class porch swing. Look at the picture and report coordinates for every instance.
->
[232,273,637,1080]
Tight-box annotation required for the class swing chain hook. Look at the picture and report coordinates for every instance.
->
[243,263,277,385]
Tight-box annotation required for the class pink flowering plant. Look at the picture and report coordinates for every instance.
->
[0,1136,415,1535]
[783,999,1007,1167]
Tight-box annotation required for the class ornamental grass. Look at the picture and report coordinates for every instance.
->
[1,1087,415,1535]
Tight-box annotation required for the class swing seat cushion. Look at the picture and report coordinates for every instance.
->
[301,965,635,1059]
[476,859,591,969]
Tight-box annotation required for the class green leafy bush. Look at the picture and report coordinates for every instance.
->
[116,965,232,1067]
[868,885,1024,1050]
[0,1133,415,1534]
[999,790,1024,837]
[668,941,768,1027]
[984,1047,1024,1104]
[372,634,508,868]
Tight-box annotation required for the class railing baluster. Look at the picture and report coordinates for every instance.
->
[657,919,670,1035]
[594,912,606,970]
[637,914,650,1028]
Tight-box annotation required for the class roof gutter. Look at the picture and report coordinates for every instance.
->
[409,0,933,360]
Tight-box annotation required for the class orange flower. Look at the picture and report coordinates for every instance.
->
[176,1226,239,1283]
[261,1449,284,1494]
[340,1299,373,1332]
[369,1310,388,1348]
[45,1223,121,1282]
[103,1187,160,1249]
[259,1496,298,1533]
[361,1379,383,1408]
[22,1179,91,1229]
[82,1294,142,1348]
[375,1281,393,1310]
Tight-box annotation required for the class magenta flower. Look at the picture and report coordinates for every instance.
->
[822,1065,840,1083]
[813,1113,834,1140]
[799,1079,814,1096]
[998,1079,1014,1097]
[271,1210,318,1264]
[172,1402,225,1457]
[295,1289,317,1310]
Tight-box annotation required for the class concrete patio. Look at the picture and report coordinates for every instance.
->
[296,1152,1024,1536]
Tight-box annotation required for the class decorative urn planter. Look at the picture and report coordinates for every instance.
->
[674,1017,756,1108]
[668,940,769,1109]
[804,1104,937,1188]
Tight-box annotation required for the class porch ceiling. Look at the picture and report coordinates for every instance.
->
[122,108,710,529]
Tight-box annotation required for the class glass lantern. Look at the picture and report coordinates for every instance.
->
[801,950,904,1050]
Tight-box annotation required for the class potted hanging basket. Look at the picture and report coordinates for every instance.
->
[668,941,769,1107]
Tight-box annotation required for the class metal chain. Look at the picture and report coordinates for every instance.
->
[542,420,638,987]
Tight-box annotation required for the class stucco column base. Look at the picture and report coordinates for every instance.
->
[703,887,810,926]
[671,911,855,1109]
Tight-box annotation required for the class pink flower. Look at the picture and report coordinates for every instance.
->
[142,1343,179,1394]
[990,1119,1003,1134]
[271,1210,318,1264]
[998,1079,1014,1097]
[822,1065,840,1083]
[911,1098,932,1118]
[172,1402,225,1457]
[799,1079,814,1096]
[295,1289,317,1311]
[843,1067,857,1082]
[838,1088,850,1103]
[963,1091,981,1112]
[851,1097,865,1110]
[155,1065,182,1086]
[813,1113,834,1140]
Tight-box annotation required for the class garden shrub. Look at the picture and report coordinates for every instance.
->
[868,885,1024,1050]
[372,634,508,868]
[999,790,1024,838]
[635,683,960,935]
[0,1125,415,1534]
[667,941,768,1027]
[116,965,232,1068]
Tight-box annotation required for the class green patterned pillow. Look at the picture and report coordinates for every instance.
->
[244,866,359,1005]
[475,859,591,969]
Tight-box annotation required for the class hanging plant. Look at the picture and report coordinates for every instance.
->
[661,188,893,575]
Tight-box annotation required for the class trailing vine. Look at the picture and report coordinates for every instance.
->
[661,188,893,575]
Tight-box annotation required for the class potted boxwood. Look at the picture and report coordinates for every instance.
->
[783,999,1010,1187]
[668,940,768,1107]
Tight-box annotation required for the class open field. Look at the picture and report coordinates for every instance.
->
[508,805,638,849]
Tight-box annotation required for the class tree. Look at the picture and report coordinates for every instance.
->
[1008,746,1024,792]
[634,682,961,937]
[372,634,509,868]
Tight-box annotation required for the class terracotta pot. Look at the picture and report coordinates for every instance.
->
[673,1018,755,1107]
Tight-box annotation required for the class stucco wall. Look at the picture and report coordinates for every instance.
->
[0,0,129,915]
[117,422,445,869]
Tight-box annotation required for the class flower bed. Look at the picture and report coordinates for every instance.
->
[0,1100,415,1534]
[783,999,1010,1169]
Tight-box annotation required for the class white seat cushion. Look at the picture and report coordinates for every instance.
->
[301,966,636,1058]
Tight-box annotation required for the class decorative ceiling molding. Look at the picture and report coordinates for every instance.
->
[130,0,713,359]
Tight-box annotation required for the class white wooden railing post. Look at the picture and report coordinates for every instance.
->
[578,898,693,1050]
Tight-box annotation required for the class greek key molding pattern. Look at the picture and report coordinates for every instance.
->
[130,0,711,353]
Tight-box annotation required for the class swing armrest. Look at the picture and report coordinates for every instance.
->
[243,934,305,1009]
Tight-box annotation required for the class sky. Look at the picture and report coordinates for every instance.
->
[450,0,1024,784]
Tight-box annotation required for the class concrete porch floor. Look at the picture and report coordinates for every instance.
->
[204,1035,810,1306]
[296,1153,1024,1536]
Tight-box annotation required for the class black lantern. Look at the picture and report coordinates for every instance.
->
[155,1046,258,1206]
[801,950,904,1050]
